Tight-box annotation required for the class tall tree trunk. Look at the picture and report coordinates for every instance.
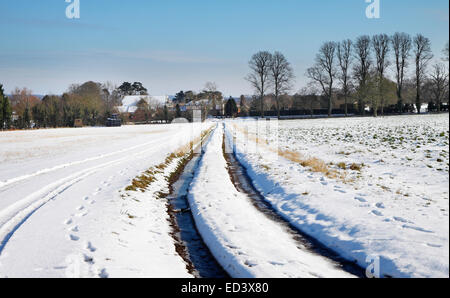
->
[344,94,348,117]
[260,92,264,118]
[397,89,403,114]
[328,87,332,117]
[416,83,421,114]
[276,94,280,120]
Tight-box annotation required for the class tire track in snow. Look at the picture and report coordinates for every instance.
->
[187,124,356,278]
[223,126,365,277]
[0,130,172,191]
[0,131,185,255]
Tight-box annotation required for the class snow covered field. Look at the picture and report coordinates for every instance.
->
[225,114,449,278]
[0,114,448,278]
[0,123,209,277]
[188,124,355,278]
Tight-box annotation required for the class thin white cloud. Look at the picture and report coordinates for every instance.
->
[91,50,227,64]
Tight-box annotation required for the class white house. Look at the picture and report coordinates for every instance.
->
[117,95,169,113]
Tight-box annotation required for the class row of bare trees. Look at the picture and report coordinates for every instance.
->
[247,34,448,118]
[246,51,295,118]
[307,33,447,117]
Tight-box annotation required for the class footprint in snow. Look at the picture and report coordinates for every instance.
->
[69,226,79,232]
[98,268,109,278]
[355,197,367,203]
[64,218,73,225]
[393,217,408,223]
[83,254,94,264]
[69,234,80,241]
[76,212,88,217]
[76,206,85,211]
[244,260,258,268]
[85,241,97,252]
[375,202,385,209]
[83,196,89,201]
[371,210,383,216]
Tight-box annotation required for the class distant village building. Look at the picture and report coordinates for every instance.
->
[117,95,169,113]
[11,111,19,122]
[184,99,209,111]
[116,95,245,119]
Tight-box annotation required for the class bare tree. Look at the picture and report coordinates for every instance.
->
[413,34,433,114]
[353,35,372,115]
[102,81,120,117]
[391,32,412,113]
[307,42,336,117]
[372,34,390,117]
[337,39,353,116]
[430,63,449,112]
[204,82,219,116]
[270,51,295,119]
[246,51,273,118]
[204,82,218,93]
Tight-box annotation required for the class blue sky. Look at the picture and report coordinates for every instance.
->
[0,0,448,96]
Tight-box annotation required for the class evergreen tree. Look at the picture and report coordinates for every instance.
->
[174,91,186,103]
[0,84,12,129]
[164,105,169,123]
[175,104,182,118]
[117,82,133,96]
[23,105,30,129]
[225,97,238,117]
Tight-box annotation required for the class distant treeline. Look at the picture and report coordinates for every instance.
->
[247,103,448,118]
[0,81,166,129]
[1,32,449,129]
[246,33,449,118]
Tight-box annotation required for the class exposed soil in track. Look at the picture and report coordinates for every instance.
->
[165,130,229,278]
[222,133,366,278]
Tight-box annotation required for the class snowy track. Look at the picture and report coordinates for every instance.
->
[0,124,207,277]
[0,116,447,278]
[188,124,355,278]
[225,115,449,278]
[0,131,182,254]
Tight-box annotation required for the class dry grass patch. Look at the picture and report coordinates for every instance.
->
[233,124,352,181]
[124,127,213,193]
[337,162,347,170]
[300,157,329,174]
[350,163,363,171]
